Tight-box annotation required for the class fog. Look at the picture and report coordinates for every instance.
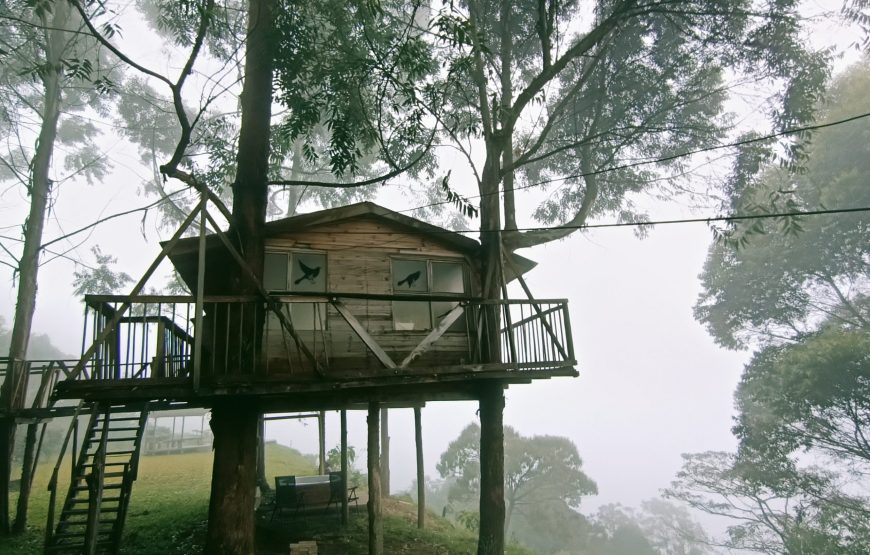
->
[1,0,867,552]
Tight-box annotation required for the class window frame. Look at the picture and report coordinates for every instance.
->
[264,248,328,331]
[390,256,468,332]
[264,249,329,293]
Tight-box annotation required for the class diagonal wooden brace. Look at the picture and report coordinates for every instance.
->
[400,305,466,368]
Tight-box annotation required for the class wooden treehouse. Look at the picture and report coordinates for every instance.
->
[56,201,577,406]
[3,200,577,553]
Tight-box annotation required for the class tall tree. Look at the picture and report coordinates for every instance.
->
[666,451,870,554]
[72,0,445,551]
[422,3,827,548]
[437,423,597,540]
[684,62,870,555]
[0,0,118,533]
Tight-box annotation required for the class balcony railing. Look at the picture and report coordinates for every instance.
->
[67,293,575,388]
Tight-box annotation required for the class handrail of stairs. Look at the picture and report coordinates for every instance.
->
[44,401,92,548]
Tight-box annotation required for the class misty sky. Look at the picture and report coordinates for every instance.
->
[0,0,862,533]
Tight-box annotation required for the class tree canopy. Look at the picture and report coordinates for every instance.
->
[681,60,870,555]
[437,423,597,539]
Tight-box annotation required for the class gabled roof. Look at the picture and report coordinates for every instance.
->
[164,201,536,290]
[262,201,481,253]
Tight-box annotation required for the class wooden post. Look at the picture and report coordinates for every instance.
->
[318,411,326,474]
[380,407,389,497]
[477,383,505,555]
[414,407,425,529]
[257,415,269,492]
[340,410,349,526]
[367,403,383,555]
[193,191,207,390]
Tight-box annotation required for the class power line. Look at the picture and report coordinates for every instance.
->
[398,110,870,215]
[265,206,870,236]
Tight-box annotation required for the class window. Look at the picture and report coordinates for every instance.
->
[264,251,327,330]
[392,258,466,331]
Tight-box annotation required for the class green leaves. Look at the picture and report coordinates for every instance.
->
[440,171,478,219]
[697,62,870,349]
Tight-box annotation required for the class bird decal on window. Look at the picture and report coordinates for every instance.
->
[397,270,422,288]
[294,260,321,284]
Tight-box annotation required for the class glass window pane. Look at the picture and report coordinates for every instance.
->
[290,252,326,292]
[392,259,428,292]
[392,301,430,331]
[290,302,327,330]
[264,252,288,291]
[432,262,464,293]
[432,301,465,332]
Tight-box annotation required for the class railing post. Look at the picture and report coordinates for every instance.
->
[561,302,575,361]
[193,193,208,390]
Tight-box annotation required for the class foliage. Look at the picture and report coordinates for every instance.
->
[695,60,870,350]
[325,443,356,470]
[0,0,117,189]
[734,327,870,469]
[585,501,709,555]
[71,245,134,295]
[686,61,870,555]
[437,423,596,543]
[666,451,870,554]
[411,0,832,253]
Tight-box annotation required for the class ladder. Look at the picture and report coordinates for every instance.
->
[45,402,150,554]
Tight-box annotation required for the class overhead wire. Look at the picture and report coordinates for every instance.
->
[396,110,870,215]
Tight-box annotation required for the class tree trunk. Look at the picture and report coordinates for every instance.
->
[414,407,425,529]
[205,402,259,554]
[367,403,383,555]
[380,407,389,497]
[477,383,505,555]
[12,422,40,534]
[1,2,69,534]
[205,0,275,551]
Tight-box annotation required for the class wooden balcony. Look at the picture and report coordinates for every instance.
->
[53,293,577,408]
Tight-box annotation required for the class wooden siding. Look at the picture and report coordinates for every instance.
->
[254,216,478,379]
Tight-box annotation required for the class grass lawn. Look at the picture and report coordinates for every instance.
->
[2,444,533,554]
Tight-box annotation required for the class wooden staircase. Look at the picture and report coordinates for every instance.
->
[45,402,149,554]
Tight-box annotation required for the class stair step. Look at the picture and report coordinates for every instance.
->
[81,450,135,458]
[69,496,121,504]
[84,437,137,444]
[58,517,117,526]
[72,484,124,492]
[52,530,113,540]
[96,416,141,422]
[61,507,120,516]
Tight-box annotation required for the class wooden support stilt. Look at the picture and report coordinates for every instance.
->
[318,411,326,474]
[257,414,269,492]
[414,407,425,529]
[380,408,389,497]
[367,403,383,555]
[340,410,349,526]
[477,382,505,555]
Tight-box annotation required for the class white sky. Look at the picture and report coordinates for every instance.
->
[0,0,863,538]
